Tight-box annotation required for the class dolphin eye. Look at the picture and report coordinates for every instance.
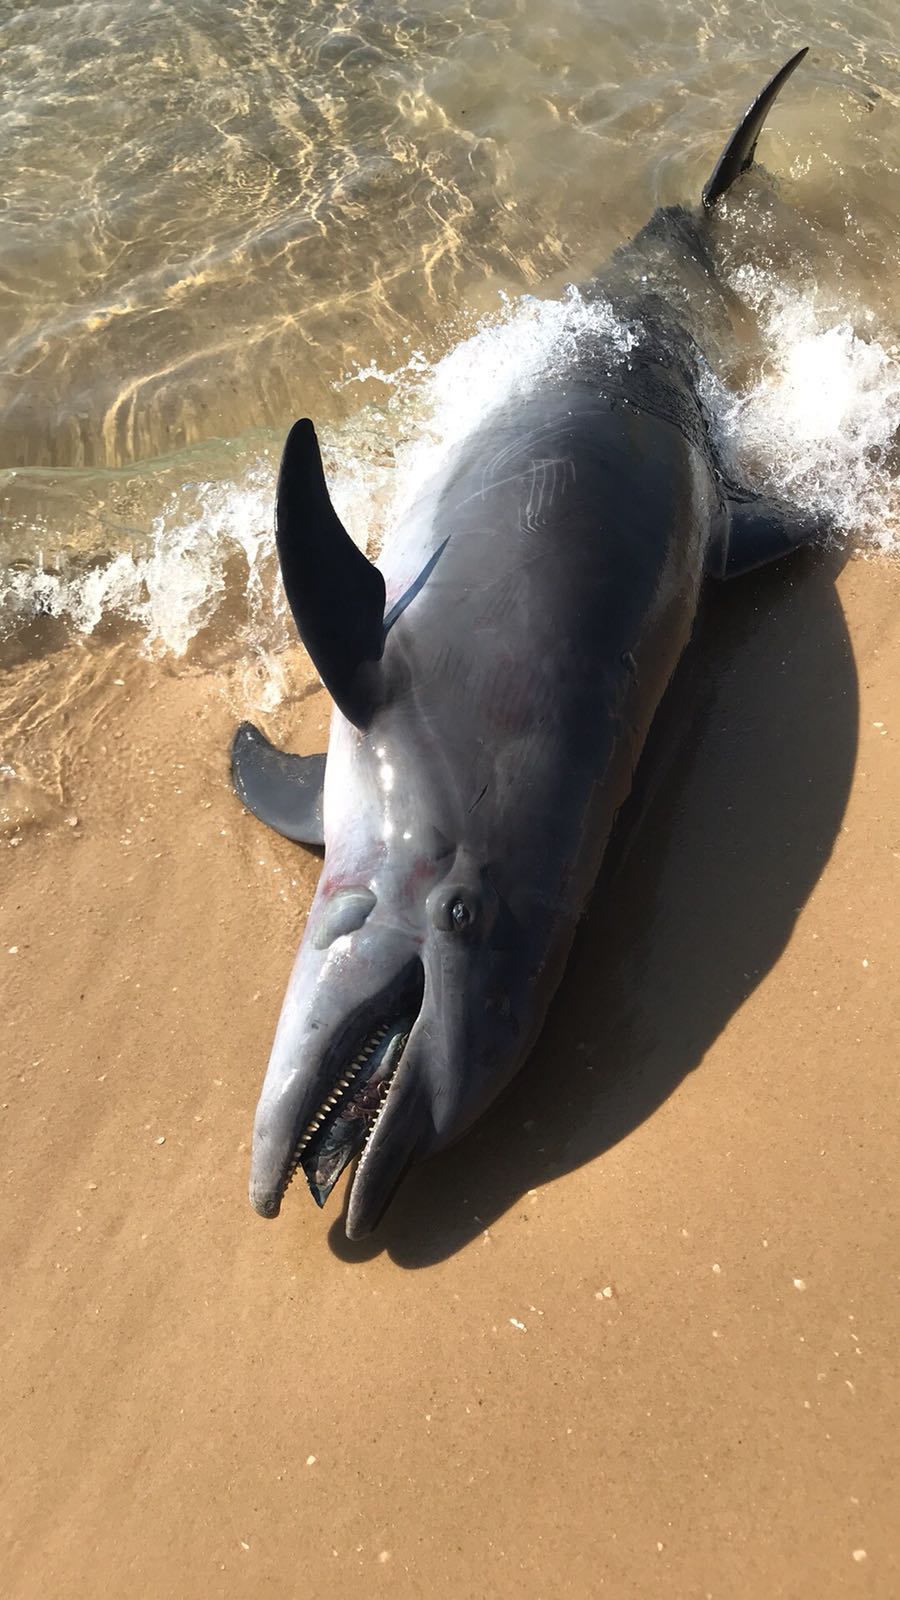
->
[313,888,377,949]
[431,887,480,936]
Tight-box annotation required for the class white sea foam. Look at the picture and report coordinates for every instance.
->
[346,277,900,560]
[3,278,897,676]
[706,266,900,552]
[3,463,286,656]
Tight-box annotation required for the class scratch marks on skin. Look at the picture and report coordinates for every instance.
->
[480,422,570,490]
[453,448,577,530]
[520,455,577,533]
[449,422,579,516]
[477,424,577,534]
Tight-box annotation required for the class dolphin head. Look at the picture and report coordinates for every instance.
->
[248,724,563,1238]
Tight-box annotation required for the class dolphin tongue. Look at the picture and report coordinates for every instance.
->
[300,1022,410,1207]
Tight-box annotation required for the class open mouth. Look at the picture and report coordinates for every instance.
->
[283,963,424,1209]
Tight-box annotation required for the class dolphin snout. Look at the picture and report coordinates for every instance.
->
[249,1180,283,1220]
[248,1099,294,1218]
[248,958,425,1224]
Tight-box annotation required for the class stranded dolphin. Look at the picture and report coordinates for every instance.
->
[233,49,821,1238]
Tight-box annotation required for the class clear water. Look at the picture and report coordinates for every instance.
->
[2,0,899,681]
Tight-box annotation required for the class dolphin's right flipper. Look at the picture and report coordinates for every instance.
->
[713,492,826,580]
[231,721,325,848]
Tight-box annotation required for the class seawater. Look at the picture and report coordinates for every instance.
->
[1,0,899,690]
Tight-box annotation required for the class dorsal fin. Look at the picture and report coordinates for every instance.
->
[702,48,808,211]
[275,419,386,728]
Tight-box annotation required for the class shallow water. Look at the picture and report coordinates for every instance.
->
[1,2,899,675]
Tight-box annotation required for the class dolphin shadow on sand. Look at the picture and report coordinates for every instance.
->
[328,548,857,1266]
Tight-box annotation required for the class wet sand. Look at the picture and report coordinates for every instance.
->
[1,552,897,1598]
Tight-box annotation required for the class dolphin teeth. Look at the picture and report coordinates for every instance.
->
[353,1029,410,1185]
[284,1017,400,1197]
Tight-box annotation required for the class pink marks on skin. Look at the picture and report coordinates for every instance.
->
[318,839,390,901]
[399,854,440,909]
[318,850,441,929]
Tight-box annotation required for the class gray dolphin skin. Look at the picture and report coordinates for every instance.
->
[233,49,822,1239]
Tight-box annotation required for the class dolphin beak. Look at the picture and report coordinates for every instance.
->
[249,1176,284,1220]
[248,958,425,1223]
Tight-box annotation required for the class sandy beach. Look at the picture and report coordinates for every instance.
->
[2,549,896,1598]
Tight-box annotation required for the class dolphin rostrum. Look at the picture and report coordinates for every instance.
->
[233,50,821,1238]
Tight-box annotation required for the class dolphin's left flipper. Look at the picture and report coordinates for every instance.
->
[231,721,325,848]
[712,491,826,579]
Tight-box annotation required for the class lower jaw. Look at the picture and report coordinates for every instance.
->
[299,1016,411,1206]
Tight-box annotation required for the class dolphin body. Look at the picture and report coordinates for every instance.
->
[234,50,821,1238]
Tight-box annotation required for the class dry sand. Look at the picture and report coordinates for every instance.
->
[1,551,897,1598]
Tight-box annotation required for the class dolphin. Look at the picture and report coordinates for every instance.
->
[233,49,822,1238]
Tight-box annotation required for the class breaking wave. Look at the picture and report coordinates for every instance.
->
[706,265,900,553]
[2,274,898,673]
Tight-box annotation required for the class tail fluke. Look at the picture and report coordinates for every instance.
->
[702,47,808,210]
